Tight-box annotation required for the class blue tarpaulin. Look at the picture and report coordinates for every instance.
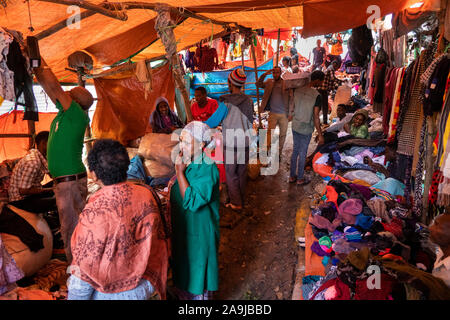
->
[188,59,274,103]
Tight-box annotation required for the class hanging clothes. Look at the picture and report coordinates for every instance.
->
[393,35,407,68]
[195,45,219,72]
[381,29,394,67]
[397,52,426,156]
[383,67,399,134]
[367,48,377,103]
[0,27,15,102]
[184,49,196,70]
[436,72,450,168]
[423,57,450,116]
[387,68,405,141]
[6,38,38,121]
[135,60,152,100]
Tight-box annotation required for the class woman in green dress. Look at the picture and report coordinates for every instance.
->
[343,108,369,139]
[169,121,220,300]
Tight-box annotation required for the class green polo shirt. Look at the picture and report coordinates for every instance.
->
[47,100,89,178]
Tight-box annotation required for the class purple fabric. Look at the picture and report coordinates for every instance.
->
[311,241,331,257]
[338,198,363,224]
[162,115,173,128]
[349,183,373,200]
[309,214,342,232]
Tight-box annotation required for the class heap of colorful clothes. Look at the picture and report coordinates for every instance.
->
[303,103,450,300]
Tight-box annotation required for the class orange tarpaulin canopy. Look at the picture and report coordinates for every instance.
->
[0,0,424,83]
[0,111,56,162]
[300,0,419,38]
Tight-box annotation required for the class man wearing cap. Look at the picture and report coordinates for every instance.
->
[256,66,290,159]
[33,59,92,263]
[205,68,254,211]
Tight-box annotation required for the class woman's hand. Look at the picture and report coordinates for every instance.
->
[175,151,188,173]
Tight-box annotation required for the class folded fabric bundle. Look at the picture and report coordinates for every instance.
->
[349,183,373,200]
[319,236,333,249]
[315,153,329,164]
[355,213,374,230]
[331,230,346,242]
[309,214,342,233]
[311,241,332,257]
[370,188,396,201]
[367,198,391,222]
[354,273,396,300]
[332,238,355,254]
[338,198,363,224]
[381,217,404,239]
[318,202,338,222]
[372,177,405,197]
[344,226,362,242]
[343,170,381,186]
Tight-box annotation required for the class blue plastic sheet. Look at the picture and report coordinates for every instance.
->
[189,59,274,103]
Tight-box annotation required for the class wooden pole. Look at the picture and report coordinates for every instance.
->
[35,10,96,40]
[37,0,128,20]
[155,4,192,123]
[27,121,35,149]
[250,39,262,129]
[241,36,246,91]
[275,28,281,67]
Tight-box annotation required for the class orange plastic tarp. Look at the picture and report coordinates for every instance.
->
[91,62,175,145]
[0,111,56,162]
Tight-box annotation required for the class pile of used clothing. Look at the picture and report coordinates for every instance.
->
[303,98,450,299]
[304,178,450,300]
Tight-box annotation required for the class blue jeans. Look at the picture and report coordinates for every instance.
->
[290,131,312,179]
[67,275,155,300]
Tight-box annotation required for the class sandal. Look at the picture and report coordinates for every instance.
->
[225,203,243,211]
[297,178,311,186]
[288,177,297,183]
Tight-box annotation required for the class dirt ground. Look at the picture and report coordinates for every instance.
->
[216,125,322,300]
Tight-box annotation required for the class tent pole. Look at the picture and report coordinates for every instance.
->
[37,0,128,20]
[275,28,281,67]
[241,35,246,91]
[27,120,35,149]
[155,4,192,123]
[36,11,97,40]
[250,39,261,129]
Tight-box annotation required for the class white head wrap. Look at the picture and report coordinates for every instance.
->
[181,121,215,149]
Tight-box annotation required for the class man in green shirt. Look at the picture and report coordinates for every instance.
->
[33,59,93,263]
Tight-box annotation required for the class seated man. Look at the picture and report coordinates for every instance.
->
[68,139,169,300]
[429,213,450,288]
[150,97,184,134]
[325,104,353,134]
[8,131,55,213]
[191,86,219,122]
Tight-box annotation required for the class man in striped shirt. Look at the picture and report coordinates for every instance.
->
[8,131,55,213]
